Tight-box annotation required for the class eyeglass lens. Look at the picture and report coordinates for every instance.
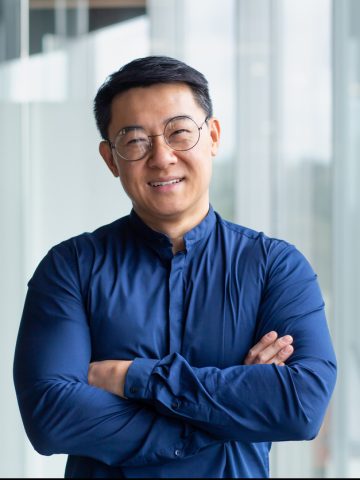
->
[114,116,201,161]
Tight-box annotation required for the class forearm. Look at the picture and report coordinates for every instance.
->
[88,331,294,399]
[123,300,337,444]
[124,350,336,443]
[86,332,296,447]
[14,247,220,468]
[14,371,217,467]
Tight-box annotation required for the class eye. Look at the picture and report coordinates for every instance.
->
[171,128,190,136]
[126,137,148,146]
[120,130,148,148]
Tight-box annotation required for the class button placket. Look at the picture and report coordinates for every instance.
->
[168,253,186,353]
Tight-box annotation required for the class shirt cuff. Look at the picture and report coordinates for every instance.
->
[124,357,159,400]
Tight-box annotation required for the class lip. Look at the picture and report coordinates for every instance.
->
[147,177,185,188]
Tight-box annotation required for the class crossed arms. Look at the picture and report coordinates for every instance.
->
[13,242,337,467]
[88,331,294,397]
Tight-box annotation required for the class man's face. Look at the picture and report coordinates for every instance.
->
[100,83,220,228]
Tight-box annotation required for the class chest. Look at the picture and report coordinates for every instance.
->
[87,249,263,368]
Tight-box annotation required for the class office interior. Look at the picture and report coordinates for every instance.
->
[0,0,359,477]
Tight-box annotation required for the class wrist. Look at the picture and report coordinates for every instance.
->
[118,360,133,398]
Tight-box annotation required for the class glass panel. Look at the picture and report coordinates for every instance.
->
[182,0,237,219]
[332,0,360,476]
[0,14,149,477]
[0,101,25,478]
[27,0,146,55]
[273,0,333,477]
[0,0,21,62]
[234,0,275,234]
[2,0,360,477]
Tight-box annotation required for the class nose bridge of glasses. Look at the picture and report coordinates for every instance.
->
[147,132,179,165]
[147,132,164,143]
[147,132,171,151]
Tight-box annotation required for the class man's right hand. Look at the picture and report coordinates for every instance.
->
[244,331,293,366]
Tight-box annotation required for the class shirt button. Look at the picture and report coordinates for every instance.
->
[174,449,182,457]
[130,386,139,394]
[171,400,180,409]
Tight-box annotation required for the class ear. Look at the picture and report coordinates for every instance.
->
[99,141,120,177]
[208,118,221,157]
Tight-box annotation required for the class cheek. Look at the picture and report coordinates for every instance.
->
[117,171,132,194]
[192,159,212,188]
[118,168,144,193]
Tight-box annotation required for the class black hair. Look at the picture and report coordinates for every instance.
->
[93,55,213,140]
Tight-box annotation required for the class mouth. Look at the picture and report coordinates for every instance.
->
[148,177,185,188]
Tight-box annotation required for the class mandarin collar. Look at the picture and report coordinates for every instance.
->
[129,205,216,259]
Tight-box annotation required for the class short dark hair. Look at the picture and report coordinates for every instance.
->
[93,55,213,140]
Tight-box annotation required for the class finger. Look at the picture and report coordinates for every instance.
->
[268,344,294,366]
[257,336,293,364]
[244,331,278,365]
[245,335,293,365]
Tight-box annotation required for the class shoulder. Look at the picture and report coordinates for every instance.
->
[215,211,292,256]
[49,215,130,258]
[214,211,315,279]
[30,215,131,288]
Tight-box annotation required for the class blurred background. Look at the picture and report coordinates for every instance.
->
[0,0,359,477]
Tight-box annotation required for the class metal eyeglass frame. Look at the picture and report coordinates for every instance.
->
[108,115,209,162]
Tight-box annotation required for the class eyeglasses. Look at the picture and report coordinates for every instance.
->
[109,115,208,162]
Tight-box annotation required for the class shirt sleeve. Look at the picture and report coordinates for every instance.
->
[13,245,218,468]
[124,244,337,443]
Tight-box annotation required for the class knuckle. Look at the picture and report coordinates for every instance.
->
[247,348,256,359]
[257,353,267,364]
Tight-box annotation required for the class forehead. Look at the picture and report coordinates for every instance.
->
[109,83,202,131]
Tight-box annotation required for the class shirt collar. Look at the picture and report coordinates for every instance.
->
[129,205,216,258]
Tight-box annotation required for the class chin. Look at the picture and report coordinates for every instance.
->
[153,207,185,219]
[147,200,187,216]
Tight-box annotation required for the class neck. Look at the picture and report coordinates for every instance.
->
[134,204,210,254]
[170,236,186,254]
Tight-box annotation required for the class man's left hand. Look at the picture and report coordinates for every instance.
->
[243,331,293,366]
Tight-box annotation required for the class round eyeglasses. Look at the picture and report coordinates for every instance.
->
[109,115,208,162]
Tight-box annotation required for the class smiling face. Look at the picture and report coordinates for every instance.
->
[99,82,220,233]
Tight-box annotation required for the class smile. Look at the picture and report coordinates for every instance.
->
[148,178,184,187]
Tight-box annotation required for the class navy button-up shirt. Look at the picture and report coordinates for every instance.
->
[13,206,337,478]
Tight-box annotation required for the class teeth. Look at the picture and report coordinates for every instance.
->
[150,178,182,187]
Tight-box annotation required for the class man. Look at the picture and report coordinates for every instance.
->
[14,56,337,478]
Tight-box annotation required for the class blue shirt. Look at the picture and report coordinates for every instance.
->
[13,206,337,478]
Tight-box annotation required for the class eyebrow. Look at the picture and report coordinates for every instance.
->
[116,114,194,134]
[118,126,143,133]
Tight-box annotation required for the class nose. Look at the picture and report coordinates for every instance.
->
[147,135,178,169]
